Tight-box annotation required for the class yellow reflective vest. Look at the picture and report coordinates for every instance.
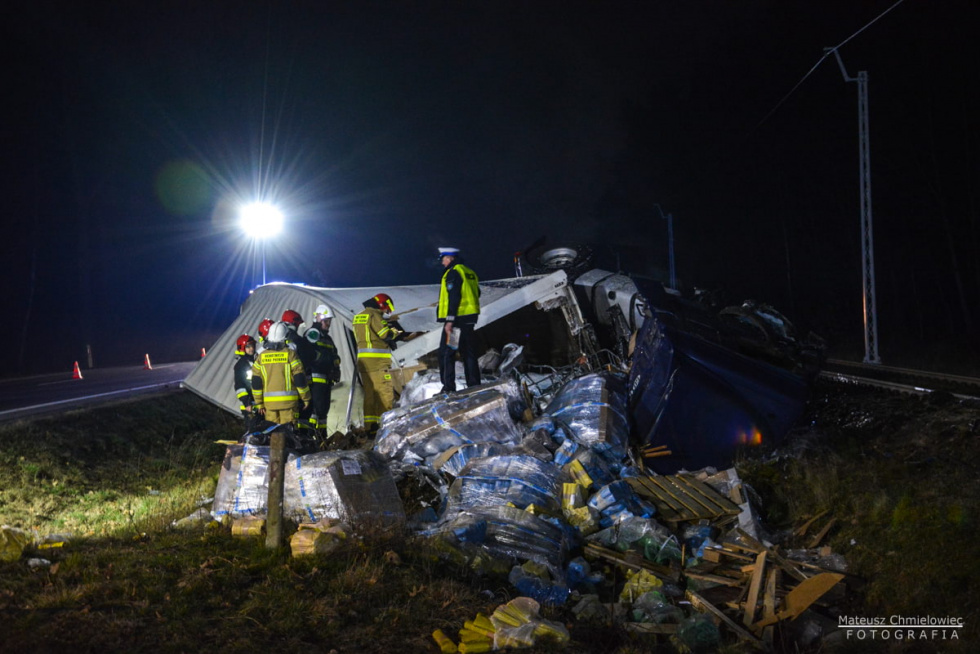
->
[438,263,480,321]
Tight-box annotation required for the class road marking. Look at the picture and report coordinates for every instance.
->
[0,382,181,418]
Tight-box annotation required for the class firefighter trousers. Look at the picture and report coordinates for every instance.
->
[309,382,333,429]
[357,357,393,429]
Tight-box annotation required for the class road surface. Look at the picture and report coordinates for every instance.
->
[0,362,198,424]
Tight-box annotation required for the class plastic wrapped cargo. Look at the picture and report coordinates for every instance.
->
[435,504,569,572]
[283,450,405,526]
[374,383,524,465]
[544,372,630,462]
[587,480,657,528]
[212,444,244,519]
[444,455,570,515]
[433,442,515,476]
[211,444,270,518]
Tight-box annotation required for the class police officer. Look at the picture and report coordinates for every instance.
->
[437,247,481,393]
[233,334,257,426]
[306,304,341,437]
[352,293,403,433]
[251,322,311,426]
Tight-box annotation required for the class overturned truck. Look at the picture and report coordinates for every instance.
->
[184,265,822,472]
[191,264,837,649]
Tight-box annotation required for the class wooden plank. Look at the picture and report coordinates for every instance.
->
[761,567,779,645]
[649,477,705,517]
[742,551,767,627]
[624,623,679,635]
[584,543,680,583]
[671,475,726,514]
[684,571,745,588]
[793,509,830,538]
[627,477,686,521]
[676,475,742,516]
[686,590,763,648]
[807,517,838,549]
[752,572,845,630]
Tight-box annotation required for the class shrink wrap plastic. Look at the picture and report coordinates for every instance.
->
[283,450,405,525]
[436,504,569,571]
[445,455,570,515]
[212,445,244,518]
[212,444,270,518]
[375,384,523,465]
[435,442,514,476]
[544,372,630,462]
[587,480,657,528]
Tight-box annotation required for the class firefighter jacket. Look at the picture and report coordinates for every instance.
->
[285,325,316,374]
[438,263,480,324]
[353,307,403,360]
[251,344,311,412]
[310,333,341,384]
[233,353,255,411]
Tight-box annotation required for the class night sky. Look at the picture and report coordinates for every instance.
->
[4,1,979,375]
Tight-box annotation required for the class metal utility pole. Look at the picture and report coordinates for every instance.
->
[654,204,677,289]
[827,48,881,364]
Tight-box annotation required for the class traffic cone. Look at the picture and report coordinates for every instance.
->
[72,361,83,380]
[144,353,153,370]
[201,347,207,358]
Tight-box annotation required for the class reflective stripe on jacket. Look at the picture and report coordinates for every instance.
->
[353,308,401,359]
[250,347,310,411]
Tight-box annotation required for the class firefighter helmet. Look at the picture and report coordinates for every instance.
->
[373,293,394,314]
[257,318,274,340]
[313,304,333,321]
[281,309,303,326]
[267,321,289,344]
[235,334,256,355]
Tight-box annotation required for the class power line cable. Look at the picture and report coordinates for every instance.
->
[756,0,906,129]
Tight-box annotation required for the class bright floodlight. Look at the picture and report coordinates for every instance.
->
[239,202,284,239]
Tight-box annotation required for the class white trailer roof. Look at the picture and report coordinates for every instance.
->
[181,270,572,427]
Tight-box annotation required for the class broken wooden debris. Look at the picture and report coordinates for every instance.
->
[625,474,742,526]
[584,521,851,647]
[584,542,681,583]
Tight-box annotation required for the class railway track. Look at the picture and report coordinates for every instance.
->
[820,359,980,400]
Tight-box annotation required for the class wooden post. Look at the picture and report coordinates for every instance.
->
[265,430,286,549]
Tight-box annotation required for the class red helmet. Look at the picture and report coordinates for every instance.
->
[257,318,274,340]
[373,293,394,314]
[281,309,303,326]
[235,334,256,355]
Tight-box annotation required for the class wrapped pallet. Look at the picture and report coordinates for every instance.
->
[544,372,630,463]
[212,444,270,519]
[374,383,524,465]
[444,455,570,516]
[283,450,405,526]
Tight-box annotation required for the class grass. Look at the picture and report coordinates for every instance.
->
[737,381,980,649]
[1,385,978,652]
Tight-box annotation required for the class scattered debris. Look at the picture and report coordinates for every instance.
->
[1,526,31,562]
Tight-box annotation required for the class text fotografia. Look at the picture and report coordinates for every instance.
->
[839,616,962,641]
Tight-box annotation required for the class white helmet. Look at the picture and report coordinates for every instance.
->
[314,304,333,321]
[267,321,290,344]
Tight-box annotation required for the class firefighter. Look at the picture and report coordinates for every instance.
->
[256,318,274,352]
[251,322,311,426]
[306,304,341,436]
[281,310,316,370]
[233,334,257,426]
[352,293,403,433]
[436,246,481,392]
[281,309,317,427]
